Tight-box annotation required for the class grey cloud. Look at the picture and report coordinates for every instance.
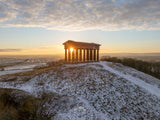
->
[0,0,159,31]
[0,49,22,52]
[0,2,16,22]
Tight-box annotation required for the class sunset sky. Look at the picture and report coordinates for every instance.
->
[0,0,160,55]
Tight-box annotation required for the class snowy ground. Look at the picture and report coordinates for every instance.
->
[0,61,160,120]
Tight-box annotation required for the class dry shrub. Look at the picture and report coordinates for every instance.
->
[0,88,51,120]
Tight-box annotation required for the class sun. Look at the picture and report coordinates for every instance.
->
[70,48,73,52]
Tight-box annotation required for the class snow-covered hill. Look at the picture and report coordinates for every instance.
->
[0,61,160,120]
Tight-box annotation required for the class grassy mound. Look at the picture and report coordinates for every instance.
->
[0,88,50,120]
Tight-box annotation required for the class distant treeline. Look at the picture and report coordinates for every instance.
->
[101,56,160,80]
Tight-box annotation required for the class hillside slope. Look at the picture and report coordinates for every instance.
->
[0,61,160,120]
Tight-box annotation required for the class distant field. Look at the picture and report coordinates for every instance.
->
[100,53,160,62]
[0,54,160,76]
[0,55,63,76]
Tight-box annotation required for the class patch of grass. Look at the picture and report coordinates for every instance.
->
[0,88,51,120]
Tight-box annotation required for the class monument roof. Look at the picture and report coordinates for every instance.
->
[63,40,101,49]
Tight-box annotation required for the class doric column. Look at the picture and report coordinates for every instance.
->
[87,49,89,61]
[65,49,67,62]
[83,49,85,62]
[90,49,92,61]
[68,48,71,62]
[97,49,99,61]
[76,49,78,62]
[94,49,96,61]
[80,49,82,62]
[72,49,74,62]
